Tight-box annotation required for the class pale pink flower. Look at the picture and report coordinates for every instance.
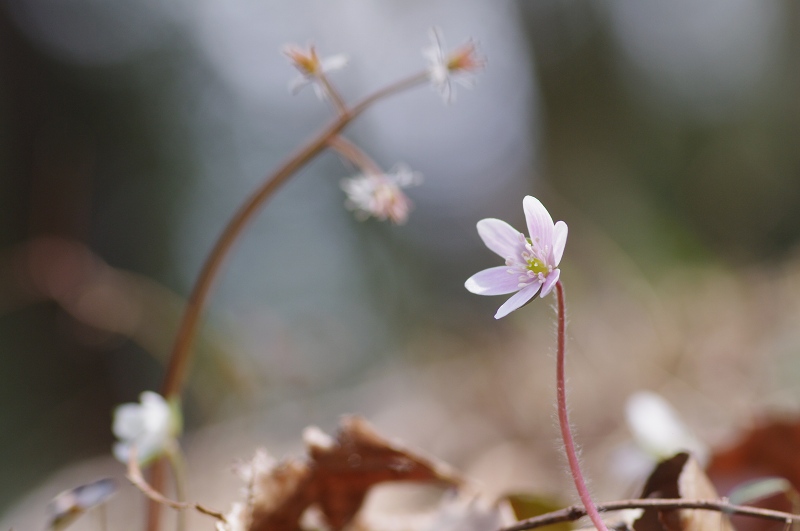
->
[465,196,567,319]
[340,164,422,224]
[282,43,348,99]
[423,27,484,103]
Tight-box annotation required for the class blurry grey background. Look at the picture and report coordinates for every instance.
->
[1,0,800,517]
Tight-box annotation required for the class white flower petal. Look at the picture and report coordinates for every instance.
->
[552,221,568,266]
[388,163,423,187]
[427,27,446,60]
[495,283,541,319]
[465,266,522,295]
[539,268,560,297]
[312,82,329,101]
[112,442,130,463]
[112,404,144,439]
[476,218,525,259]
[424,27,453,103]
[321,54,349,72]
[523,196,554,253]
[626,391,708,463]
[288,75,311,94]
[111,391,175,464]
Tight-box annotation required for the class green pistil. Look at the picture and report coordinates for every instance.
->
[526,257,549,276]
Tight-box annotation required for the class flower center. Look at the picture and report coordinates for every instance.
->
[526,257,549,276]
[446,42,483,72]
[287,47,321,75]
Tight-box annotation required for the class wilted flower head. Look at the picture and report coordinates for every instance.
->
[340,164,422,224]
[465,196,567,319]
[112,391,180,464]
[282,43,348,99]
[423,27,484,103]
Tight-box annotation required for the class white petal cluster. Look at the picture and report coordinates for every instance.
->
[423,27,483,103]
[112,391,178,464]
[341,164,422,225]
[282,43,348,100]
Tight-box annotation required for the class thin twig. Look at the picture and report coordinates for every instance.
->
[126,449,227,523]
[318,73,348,116]
[165,444,188,531]
[500,498,800,531]
[327,135,383,175]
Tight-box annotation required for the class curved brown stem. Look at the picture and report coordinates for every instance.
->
[159,70,428,400]
[327,135,383,175]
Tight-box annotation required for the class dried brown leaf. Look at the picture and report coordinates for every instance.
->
[633,453,734,531]
[249,415,462,531]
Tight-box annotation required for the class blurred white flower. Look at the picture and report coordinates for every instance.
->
[340,164,422,224]
[612,391,708,482]
[112,391,180,464]
[282,43,348,99]
[626,390,707,462]
[423,27,484,103]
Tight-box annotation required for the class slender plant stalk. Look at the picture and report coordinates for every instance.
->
[326,135,384,175]
[145,460,166,531]
[499,498,800,531]
[166,443,188,531]
[555,281,608,531]
[159,70,427,400]
[319,74,348,116]
[146,71,427,531]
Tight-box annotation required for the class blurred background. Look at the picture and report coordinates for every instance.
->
[2,0,800,525]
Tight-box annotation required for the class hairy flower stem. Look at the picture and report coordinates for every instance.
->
[147,71,427,531]
[555,281,608,531]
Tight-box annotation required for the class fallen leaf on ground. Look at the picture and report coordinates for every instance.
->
[246,415,463,531]
[633,452,733,531]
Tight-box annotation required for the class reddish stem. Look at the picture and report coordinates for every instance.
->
[145,459,166,531]
[555,281,608,531]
